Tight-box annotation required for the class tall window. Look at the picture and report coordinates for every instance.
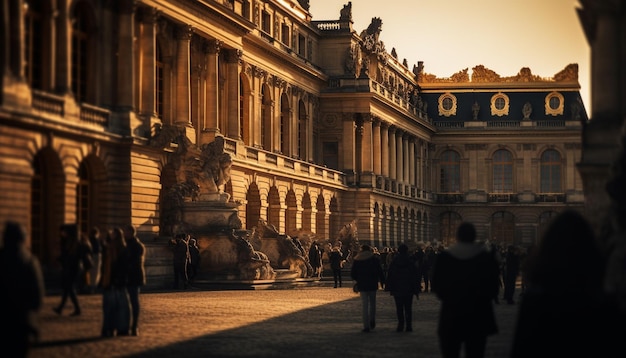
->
[280,94,289,154]
[440,150,460,192]
[281,23,290,45]
[493,149,513,193]
[76,162,91,235]
[261,10,271,34]
[24,1,44,89]
[71,3,92,103]
[261,86,272,150]
[298,34,306,56]
[540,150,561,193]
[439,211,462,247]
[298,100,307,160]
[156,41,164,119]
[242,0,251,20]
[491,211,515,245]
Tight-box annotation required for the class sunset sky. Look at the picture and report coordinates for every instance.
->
[309,0,591,114]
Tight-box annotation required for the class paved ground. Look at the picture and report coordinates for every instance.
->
[30,281,519,358]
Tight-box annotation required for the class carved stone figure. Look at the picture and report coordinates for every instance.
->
[340,1,352,22]
[523,102,533,119]
[472,102,480,120]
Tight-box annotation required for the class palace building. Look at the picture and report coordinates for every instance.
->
[0,0,586,280]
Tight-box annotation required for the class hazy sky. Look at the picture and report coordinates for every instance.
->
[309,0,591,114]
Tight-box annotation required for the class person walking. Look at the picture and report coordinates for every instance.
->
[385,243,420,332]
[431,222,500,358]
[510,210,626,358]
[123,224,146,336]
[350,244,385,332]
[308,241,323,278]
[78,232,94,294]
[100,227,131,337]
[53,224,82,316]
[503,245,520,304]
[171,234,190,289]
[328,246,345,288]
[88,226,102,294]
[187,237,200,284]
[0,221,45,358]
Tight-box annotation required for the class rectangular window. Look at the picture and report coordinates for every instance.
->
[298,34,306,56]
[322,142,339,170]
[262,11,271,34]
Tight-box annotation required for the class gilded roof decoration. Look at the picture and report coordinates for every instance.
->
[418,64,579,83]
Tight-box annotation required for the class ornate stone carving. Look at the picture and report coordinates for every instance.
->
[472,65,500,82]
[553,63,578,81]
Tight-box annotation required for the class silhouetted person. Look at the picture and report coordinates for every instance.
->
[432,222,500,358]
[503,245,520,304]
[351,244,385,332]
[511,210,626,358]
[308,241,323,278]
[54,224,82,316]
[0,221,44,358]
[171,234,190,289]
[101,227,131,337]
[329,246,345,288]
[187,237,200,284]
[124,224,146,336]
[385,243,420,332]
[88,226,102,294]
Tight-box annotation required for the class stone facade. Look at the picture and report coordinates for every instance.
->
[0,0,586,284]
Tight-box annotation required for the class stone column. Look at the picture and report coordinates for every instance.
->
[373,118,382,175]
[226,49,242,139]
[409,137,416,187]
[56,0,71,93]
[116,1,135,111]
[202,39,221,141]
[361,114,373,173]
[138,7,157,118]
[360,114,374,187]
[388,126,397,181]
[174,25,195,141]
[396,129,403,184]
[403,134,410,184]
[381,123,389,177]
[342,113,356,181]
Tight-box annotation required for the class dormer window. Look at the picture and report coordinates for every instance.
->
[438,93,457,117]
[545,92,564,116]
[490,92,509,116]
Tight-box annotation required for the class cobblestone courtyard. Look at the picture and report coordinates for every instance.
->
[31,282,519,358]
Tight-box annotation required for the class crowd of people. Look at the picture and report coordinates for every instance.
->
[349,210,626,358]
[3,209,626,357]
[1,221,147,356]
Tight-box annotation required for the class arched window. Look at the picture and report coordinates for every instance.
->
[71,2,95,103]
[493,149,513,193]
[440,150,460,192]
[439,211,462,247]
[540,150,562,193]
[491,211,515,246]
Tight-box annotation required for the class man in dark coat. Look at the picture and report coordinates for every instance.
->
[328,246,345,288]
[124,225,146,336]
[385,243,420,332]
[431,222,500,358]
[0,221,45,357]
[350,245,385,332]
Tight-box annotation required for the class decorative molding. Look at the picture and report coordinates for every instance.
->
[545,91,564,116]
[438,93,457,117]
[490,92,509,116]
